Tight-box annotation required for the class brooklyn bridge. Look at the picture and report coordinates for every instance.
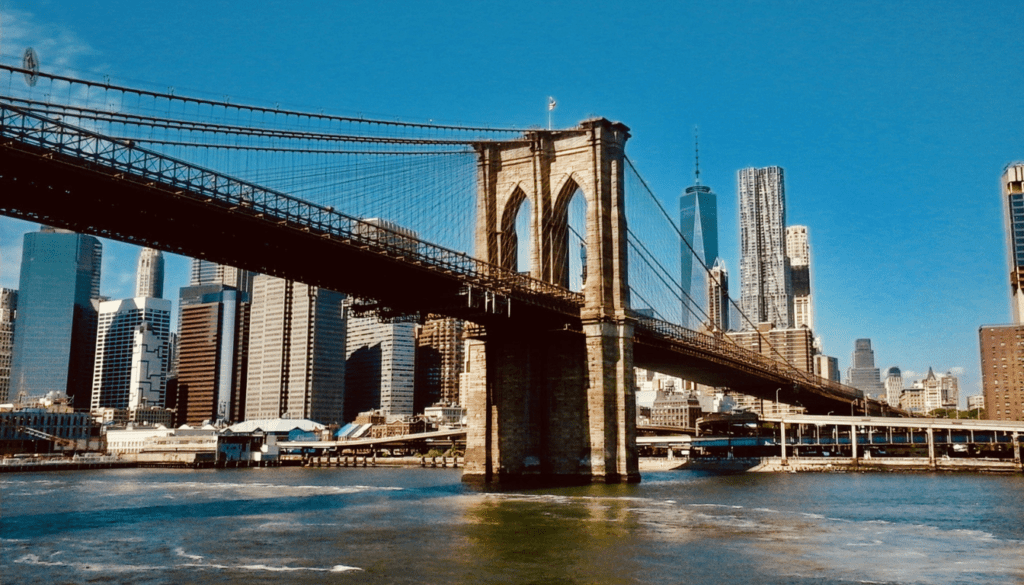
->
[0,63,902,483]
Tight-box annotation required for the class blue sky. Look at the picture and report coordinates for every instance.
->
[1,1,1021,403]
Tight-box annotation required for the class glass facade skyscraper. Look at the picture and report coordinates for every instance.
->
[9,227,101,408]
[680,182,718,328]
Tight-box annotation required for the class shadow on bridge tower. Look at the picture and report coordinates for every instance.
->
[463,118,639,484]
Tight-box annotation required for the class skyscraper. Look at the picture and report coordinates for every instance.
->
[175,284,250,425]
[1002,163,1024,324]
[90,297,172,411]
[189,259,254,299]
[884,366,903,407]
[786,225,813,330]
[245,276,346,424]
[134,248,165,299]
[706,259,730,332]
[845,338,884,398]
[9,227,102,408]
[345,306,416,422]
[680,146,718,328]
[0,289,16,403]
[814,354,841,383]
[738,166,792,329]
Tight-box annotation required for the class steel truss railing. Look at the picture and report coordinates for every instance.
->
[632,313,864,403]
[0,103,582,313]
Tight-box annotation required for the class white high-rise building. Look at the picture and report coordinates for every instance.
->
[245,276,346,425]
[345,304,416,422]
[738,166,792,329]
[127,321,165,410]
[786,226,813,330]
[134,248,165,299]
[90,297,172,410]
[884,366,903,407]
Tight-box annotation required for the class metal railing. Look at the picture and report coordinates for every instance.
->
[632,313,864,402]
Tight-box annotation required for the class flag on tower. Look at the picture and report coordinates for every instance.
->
[548,97,557,111]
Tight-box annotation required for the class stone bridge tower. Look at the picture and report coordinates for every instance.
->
[463,118,639,484]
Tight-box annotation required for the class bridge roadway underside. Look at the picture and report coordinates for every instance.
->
[0,141,574,332]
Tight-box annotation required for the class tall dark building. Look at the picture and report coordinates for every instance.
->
[9,227,101,408]
[0,289,16,403]
[176,285,250,425]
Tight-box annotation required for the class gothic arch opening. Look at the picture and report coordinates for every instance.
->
[551,179,587,291]
[500,188,532,275]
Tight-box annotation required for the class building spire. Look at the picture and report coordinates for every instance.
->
[694,126,701,186]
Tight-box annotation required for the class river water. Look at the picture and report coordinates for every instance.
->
[2,467,1023,584]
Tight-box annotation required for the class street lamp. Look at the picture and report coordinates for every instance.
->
[775,388,782,416]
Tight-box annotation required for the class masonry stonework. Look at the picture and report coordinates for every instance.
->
[464,118,638,483]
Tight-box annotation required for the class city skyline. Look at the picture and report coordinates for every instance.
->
[1,2,1019,403]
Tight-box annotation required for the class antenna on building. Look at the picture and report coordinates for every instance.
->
[694,126,701,186]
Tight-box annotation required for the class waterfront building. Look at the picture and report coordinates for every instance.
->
[245,276,346,425]
[634,368,693,409]
[884,366,903,407]
[814,354,841,383]
[0,289,16,403]
[423,403,466,427]
[967,394,985,412]
[175,285,250,426]
[738,166,792,330]
[134,248,165,299]
[1002,163,1024,323]
[900,386,926,414]
[786,226,813,330]
[979,324,1024,421]
[845,339,884,397]
[707,260,730,332]
[727,391,805,416]
[414,316,464,412]
[90,297,172,411]
[0,397,97,454]
[345,302,416,422]
[680,154,719,328]
[9,227,102,409]
[650,390,702,428]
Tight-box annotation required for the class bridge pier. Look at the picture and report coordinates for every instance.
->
[462,322,637,484]
[464,118,637,484]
